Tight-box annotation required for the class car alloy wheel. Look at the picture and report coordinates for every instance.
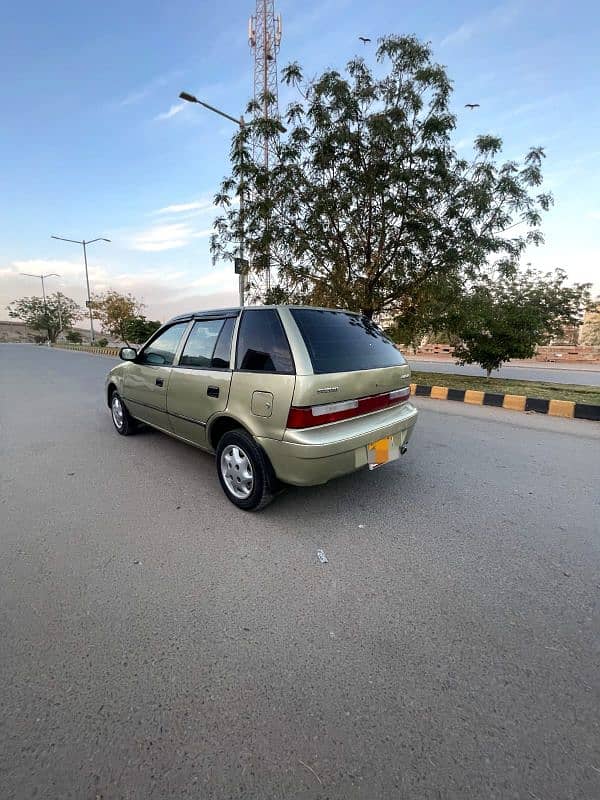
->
[220,444,254,499]
[111,394,125,430]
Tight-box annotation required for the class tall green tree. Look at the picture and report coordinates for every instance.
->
[91,290,144,345]
[124,316,162,344]
[447,269,590,375]
[579,299,600,346]
[212,35,552,318]
[7,293,82,343]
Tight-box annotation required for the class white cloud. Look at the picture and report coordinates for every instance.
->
[187,267,234,290]
[587,211,600,221]
[441,22,476,48]
[455,137,472,151]
[441,3,520,47]
[120,84,161,107]
[12,258,107,281]
[155,103,186,121]
[117,70,183,107]
[130,223,193,252]
[155,199,213,215]
[128,222,214,252]
[0,257,237,324]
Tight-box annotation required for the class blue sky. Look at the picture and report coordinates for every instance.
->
[1,0,598,320]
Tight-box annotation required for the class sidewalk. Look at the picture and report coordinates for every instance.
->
[405,355,600,373]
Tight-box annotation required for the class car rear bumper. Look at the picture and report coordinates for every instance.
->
[258,402,418,486]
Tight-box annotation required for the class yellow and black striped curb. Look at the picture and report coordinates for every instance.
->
[409,384,600,422]
[49,346,599,422]
[52,343,120,357]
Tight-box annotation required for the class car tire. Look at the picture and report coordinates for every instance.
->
[110,391,137,436]
[216,429,276,511]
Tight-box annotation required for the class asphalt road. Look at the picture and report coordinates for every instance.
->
[1,344,599,800]
[407,358,600,386]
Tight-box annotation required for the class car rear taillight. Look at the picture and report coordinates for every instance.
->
[286,387,411,429]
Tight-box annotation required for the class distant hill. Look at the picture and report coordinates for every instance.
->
[0,320,94,344]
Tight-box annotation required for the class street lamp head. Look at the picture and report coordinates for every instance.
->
[20,271,60,278]
[51,235,82,244]
[179,91,198,104]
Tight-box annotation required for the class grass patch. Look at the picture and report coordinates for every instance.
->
[410,371,600,406]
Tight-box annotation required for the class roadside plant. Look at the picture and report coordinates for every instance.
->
[212,34,553,321]
[91,290,144,345]
[447,268,590,375]
[8,293,82,343]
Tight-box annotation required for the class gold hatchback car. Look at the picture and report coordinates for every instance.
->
[106,306,418,510]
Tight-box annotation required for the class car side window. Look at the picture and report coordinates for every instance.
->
[211,317,236,368]
[235,309,294,373]
[138,323,188,367]
[179,319,226,369]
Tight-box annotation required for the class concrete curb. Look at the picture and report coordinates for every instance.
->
[410,383,600,421]
[52,344,120,357]
[48,346,600,422]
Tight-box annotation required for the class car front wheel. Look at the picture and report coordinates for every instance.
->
[110,391,137,436]
[216,429,275,511]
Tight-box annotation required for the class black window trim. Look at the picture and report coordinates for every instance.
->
[136,320,192,367]
[168,308,240,324]
[171,316,233,372]
[234,308,296,375]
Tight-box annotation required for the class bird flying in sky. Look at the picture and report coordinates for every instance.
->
[358,36,371,44]
[464,103,480,110]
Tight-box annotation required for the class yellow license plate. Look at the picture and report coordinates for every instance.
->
[367,436,399,469]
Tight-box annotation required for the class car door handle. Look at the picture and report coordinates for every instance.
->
[155,378,164,387]
[207,386,219,398]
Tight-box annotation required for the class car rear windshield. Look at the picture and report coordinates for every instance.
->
[290,308,406,374]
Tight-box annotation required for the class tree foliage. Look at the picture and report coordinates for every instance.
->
[579,300,600,346]
[446,269,590,375]
[91,290,144,345]
[7,293,82,343]
[66,329,83,343]
[212,35,553,318]
[124,316,162,344]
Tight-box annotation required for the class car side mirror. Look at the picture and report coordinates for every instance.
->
[119,347,137,361]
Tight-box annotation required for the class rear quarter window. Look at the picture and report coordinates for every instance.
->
[290,308,406,374]
[235,309,294,374]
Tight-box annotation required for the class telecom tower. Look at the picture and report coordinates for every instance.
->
[248,0,282,295]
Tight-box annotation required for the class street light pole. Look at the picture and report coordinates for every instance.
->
[56,292,63,335]
[40,274,48,313]
[238,116,246,309]
[82,241,94,341]
[20,272,60,339]
[179,91,247,307]
[51,235,110,343]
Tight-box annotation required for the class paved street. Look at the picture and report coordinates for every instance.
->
[1,343,599,800]
[407,358,600,386]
